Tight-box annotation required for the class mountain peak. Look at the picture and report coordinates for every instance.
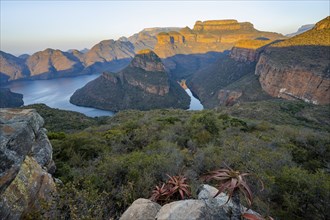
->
[130,50,165,72]
[315,16,330,30]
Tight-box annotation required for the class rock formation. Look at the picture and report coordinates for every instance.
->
[128,27,182,52]
[0,109,56,219]
[230,39,272,62]
[154,19,284,58]
[70,50,190,111]
[0,88,24,108]
[120,184,259,220]
[256,16,330,104]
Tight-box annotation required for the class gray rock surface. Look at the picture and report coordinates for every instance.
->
[120,198,161,220]
[0,108,56,219]
[155,199,230,220]
[120,184,260,220]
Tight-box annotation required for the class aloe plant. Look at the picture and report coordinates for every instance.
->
[242,212,274,220]
[203,166,264,220]
[150,174,191,204]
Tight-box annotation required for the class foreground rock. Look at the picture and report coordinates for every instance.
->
[0,88,24,108]
[120,198,161,220]
[256,16,330,105]
[70,49,190,111]
[120,184,259,220]
[0,109,56,219]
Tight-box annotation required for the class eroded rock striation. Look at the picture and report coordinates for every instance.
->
[256,16,330,104]
[70,50,190,111]
[154,19,284,58]
[0,109,56,219]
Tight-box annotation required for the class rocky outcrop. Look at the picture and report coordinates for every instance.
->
[128,27,181,52]
[70,50,190,111]
[119,198,161,220]
[130,49,166,72]
[256,16,330,105]
[154,19,284,58]
[193,20,253,32]
[0,109,56,219]
[230,39,272,62]
[0,88,24,108]
[120,184,259,220]
[230,47,259,63]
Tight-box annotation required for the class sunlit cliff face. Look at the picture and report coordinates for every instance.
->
[154,19,284,58]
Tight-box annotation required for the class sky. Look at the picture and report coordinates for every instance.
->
[0,0,329,56]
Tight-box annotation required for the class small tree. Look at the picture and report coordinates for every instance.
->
[202,166,264,220]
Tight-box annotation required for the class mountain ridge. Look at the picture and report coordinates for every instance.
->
[70,50,190,111]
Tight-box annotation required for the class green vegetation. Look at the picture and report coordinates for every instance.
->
[26,102,329,219]
[187,55,259,108]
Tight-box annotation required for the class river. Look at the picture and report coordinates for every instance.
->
[3,74,203,117]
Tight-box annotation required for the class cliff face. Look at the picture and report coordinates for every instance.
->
[0,88,24,108]
[229,39,272,62]
[0,109,56,219]
[256,16,330,105]
[128,27,181,52]
[154,19,284,58]
[70,50,190,111]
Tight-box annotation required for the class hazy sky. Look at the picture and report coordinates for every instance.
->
[1,0,329,55]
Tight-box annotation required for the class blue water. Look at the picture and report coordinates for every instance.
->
[3,75,203,117]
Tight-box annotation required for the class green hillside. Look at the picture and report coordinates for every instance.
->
[22,102,330,219]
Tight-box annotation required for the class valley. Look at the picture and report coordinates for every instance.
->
[0,4,329,219]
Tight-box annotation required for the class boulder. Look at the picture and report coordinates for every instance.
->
[120,198,161,220]
[155,198,230,220]
[120,184,261,220]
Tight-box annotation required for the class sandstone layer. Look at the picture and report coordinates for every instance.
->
[0,109,56,219]
[256,16,330,104]
[154,19,284,58]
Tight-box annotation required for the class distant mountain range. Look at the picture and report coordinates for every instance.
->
[286,24,315,37]
[0,20,285,84]
[1,17,329,110]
